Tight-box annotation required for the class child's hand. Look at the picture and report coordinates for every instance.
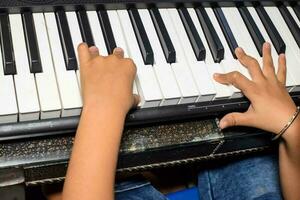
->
[214,42,297,135]
[78,43,139,114]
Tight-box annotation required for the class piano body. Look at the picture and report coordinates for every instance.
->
[0,0,300,197]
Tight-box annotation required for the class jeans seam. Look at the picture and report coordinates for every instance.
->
[207,171,214,200]
[115,182,150,193]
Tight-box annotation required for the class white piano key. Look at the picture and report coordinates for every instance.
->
[66,11,82,87]
[265,7,300,92]
[87,11,108,56]
[107,10,139,96]
[33,13,62,119]
[203,8,242,98]
[117,10,162,108]
[107,10,129,56]
[175,8,231,99]
[248,7,296,90]
[45,12,83,116]
[287,6,300,27]
[267,7,300,56]
[222,7,256,81]
[138,9,181,106]
[9,14,40,121]
[160,9,208,103]
[0,48,18,123]
[224,7,262,65]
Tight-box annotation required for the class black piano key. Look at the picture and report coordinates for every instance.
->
[293,5,300,21]
[22,11,42,73]
[128,8,154,65]
[178,7,206,61]
[238,6,265,56]
[149,7,176,63]
[278,5,300,48]
[55,10,78,71]
[213,7,239,59]
[195,6,224,63]
[97,9,116,54]
[0,14,16,75]
[255,5,286,54]
[77,10,94,47]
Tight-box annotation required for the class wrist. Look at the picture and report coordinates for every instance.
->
[282,114,300,143]
[82,100,127,120]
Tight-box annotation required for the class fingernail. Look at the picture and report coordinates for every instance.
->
[114,47,123,53]
[279,53,285,59]
[235,47,242,53]
[264,42,270,49]
[219,120,228,129]
[89,46,98,53]
[214,73,221,78]
[78,42,88,49]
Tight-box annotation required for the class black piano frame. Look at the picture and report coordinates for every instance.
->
[0,0,298,13]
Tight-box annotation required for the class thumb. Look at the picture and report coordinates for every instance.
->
[219,112,250,129]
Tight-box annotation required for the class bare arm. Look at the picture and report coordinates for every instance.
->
[62,44,138,200]
[215,42,300,200]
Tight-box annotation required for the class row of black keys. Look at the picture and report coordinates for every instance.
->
[0,4,300,75]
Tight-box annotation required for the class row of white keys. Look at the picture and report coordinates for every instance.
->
[265,7,300,92]
[45,13,82,116]
[0,46,18,123]
[204,7,242,98]
[66,11,83,88]
[106,10,138,96]
[33,13,62,119]
[160,9,204,103]
[117,10,162,108]
[174,8,231,100]
[248,7,296,90]
[9,14,40,121]
[138,9,181,105]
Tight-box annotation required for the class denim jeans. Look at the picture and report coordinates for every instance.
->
[115,179,167,200]
[198,154,282,200]
[115,154,282,200]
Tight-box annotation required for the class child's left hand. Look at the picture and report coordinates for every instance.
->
[78,43,139,115]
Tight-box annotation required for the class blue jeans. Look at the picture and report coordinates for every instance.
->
[115,154,282,200]
[115,179,167,200]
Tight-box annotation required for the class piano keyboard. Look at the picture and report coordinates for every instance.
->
[1,4,300,124]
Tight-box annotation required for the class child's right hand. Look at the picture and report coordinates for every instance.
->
[214,43,298,136]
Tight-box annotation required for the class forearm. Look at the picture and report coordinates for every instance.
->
[62,104,126,200]
[279,117,300,200]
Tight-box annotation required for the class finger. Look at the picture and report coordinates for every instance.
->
[277,54,287,85]
[78,43,92,65]
[89,46,100,59]
[132,94,140,108]
[262,42,276,78]
[214,71,254,96]
[235,47,264,81]
[113,47,124,59]
[219,112,251,129]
